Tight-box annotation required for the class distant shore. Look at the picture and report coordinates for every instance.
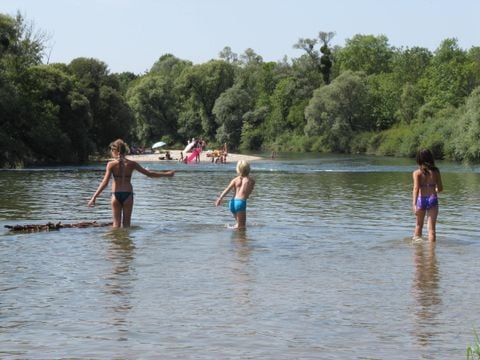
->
[126,150,264,163]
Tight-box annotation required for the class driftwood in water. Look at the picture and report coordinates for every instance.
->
[5,221,113,233]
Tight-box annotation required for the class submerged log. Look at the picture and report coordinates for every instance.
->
[5,221,113,232]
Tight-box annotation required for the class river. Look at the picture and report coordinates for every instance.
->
[1,154,479,359]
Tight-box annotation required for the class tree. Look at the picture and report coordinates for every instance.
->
[127,75,178,145]
[150,53,192,77]
[397,83,423,124]
[14,64,92,163]
[240,106,269,150]
[213,86,251,150]
[336,34,393,75]
[447,87,480,162]
[319,31,335,84]
[239,48,263,65]
[175,60,235,140]
[219,46,239,64]
[391,46,432,85]
[294,38,319,68]
[68,57,133,150]
[305,71,372,152]
[419,38,470,107]
[0,13,55,166]
[367,73,402,129]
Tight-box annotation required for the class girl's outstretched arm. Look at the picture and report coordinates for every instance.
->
[134,162,175,177]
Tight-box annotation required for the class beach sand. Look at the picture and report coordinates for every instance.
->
[126,150,263,163]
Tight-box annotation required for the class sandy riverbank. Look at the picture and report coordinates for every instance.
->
[126,150,263,163]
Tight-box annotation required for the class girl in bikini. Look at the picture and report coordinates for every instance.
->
[412,149,443,242]
[88,139,175,228]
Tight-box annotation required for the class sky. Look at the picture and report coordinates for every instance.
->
[2,0,479,74]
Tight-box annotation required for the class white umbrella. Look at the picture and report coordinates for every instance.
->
[152,141,167,149]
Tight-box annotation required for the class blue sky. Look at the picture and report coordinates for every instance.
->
[2,0,479,74]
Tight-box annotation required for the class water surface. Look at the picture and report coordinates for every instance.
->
[1,155,479,359]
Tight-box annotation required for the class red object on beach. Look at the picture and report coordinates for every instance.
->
[186,148,201,163]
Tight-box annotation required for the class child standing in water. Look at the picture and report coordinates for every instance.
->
[412,149,443,242]
[88,139,175,228]
[215,160,255,230]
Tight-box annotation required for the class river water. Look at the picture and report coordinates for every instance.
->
[1,154,479,359]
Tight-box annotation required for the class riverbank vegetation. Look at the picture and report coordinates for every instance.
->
[1,11,480,167]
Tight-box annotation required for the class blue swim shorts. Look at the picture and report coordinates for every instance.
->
[229,198,247,214]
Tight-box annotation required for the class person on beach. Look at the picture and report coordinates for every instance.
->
[412,149,443,242]
[88,139,175,228]
[215,160,255,230]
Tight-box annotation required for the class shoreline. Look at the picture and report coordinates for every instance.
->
[125,150,264,163]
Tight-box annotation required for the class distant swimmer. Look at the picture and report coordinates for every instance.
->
[88,139,175,228]
[215,160,255,230]
[412,149,443,242]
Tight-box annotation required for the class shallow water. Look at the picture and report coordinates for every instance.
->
[1,154,480,359]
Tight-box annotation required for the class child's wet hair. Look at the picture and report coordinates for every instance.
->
[236,160,250,176]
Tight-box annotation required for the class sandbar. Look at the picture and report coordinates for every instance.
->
[126,150,263,163]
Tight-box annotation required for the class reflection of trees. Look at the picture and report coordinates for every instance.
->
[411,242,441,347]
[0,172,36,220]
[102,229,136,341]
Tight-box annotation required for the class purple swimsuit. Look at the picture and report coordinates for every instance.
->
[416,194,438,210]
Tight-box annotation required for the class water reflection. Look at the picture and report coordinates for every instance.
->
[230,231,253,306]
[411,241,441,347]
[102,228,136,341]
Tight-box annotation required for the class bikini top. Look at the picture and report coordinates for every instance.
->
[112,159,131,179]
[113,173,131,179]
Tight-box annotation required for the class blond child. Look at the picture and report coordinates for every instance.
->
[215,160,255,230]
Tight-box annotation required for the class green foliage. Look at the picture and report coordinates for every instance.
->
[367,73,401,129]
[213,85,251,150]
[419,39,471,107]
[150,53,192,77]
[375,126,418,157]
[239,106,268,151]
[176,60,235,140]
[67,57,133,153]
[467,330,480,360]
[305,71,373,152]
[397,83,423,124]
[391,46,432,85]
[336,34,393,75]
[3,11,480,166]
[445,87,480,162]
[127,75,177,145]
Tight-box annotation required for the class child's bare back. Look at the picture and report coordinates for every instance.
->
[232,175,255,200]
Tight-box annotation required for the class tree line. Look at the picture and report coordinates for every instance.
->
[1,12,480,167]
